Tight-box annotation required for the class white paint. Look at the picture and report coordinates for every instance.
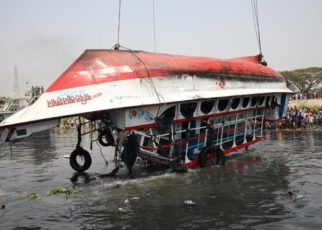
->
[0,75,292,129]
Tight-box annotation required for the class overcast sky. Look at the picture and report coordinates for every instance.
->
[1,0,321,96]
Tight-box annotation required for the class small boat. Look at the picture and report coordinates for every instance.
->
[0,49,293,173]
[0,87,43,123]
[0,97,29,122]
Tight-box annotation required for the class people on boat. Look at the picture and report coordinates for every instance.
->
[30,85,44,99]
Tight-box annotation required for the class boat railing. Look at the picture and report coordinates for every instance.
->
[135,110,265,162]
[26,94,42,105]
[2,98,15,112]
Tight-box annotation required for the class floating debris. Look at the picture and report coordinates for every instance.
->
[210,195,217,199]
[295,195,304,201]
[184,200,195,206]
[1,204,5,209]
[124,199,129,204]
[63,155,70,158]
[131,197,140,200]
[287,190,304,201]
[27,192,40,200]
[118,207,129,213]
[49,187,83,196]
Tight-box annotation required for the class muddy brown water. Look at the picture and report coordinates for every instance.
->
[1,129,322,229]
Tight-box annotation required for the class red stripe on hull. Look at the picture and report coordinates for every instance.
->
[185,138,262,168]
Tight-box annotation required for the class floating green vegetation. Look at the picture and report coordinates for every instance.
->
[48,187,83,196]
[27,192,40,200]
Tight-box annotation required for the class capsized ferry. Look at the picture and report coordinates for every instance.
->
[0,49,293,174]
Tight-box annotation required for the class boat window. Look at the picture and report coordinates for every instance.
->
[215,117,224,124]
[160,106,176,120]
[231,98,240,110]
[218,98,229,112]
[200,119,209,134]
[257,108,264,116]
[224,114,237,122]
[271,96,276,105]
[238,112,246,119]
[251,96,258,107]
[258,96,265,106]
[16,129,27,136]
[200,100,215,114]
[266,96,271,107]
[180,102,197,119]
[155,106,176,132]
[235,122,245,145]
[242,97,250,108]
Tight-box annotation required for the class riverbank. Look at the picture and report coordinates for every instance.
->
[288,99,322,110]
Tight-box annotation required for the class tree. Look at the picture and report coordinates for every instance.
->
[280,67,322,93]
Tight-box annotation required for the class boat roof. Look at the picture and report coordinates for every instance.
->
[0,49,290,130]
[47,49,282,92]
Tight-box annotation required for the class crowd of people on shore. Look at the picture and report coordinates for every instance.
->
[290,92,322,100]
[266,106,322,130]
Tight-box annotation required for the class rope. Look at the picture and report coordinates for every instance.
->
[96,140,109,167]
[152,0,157,52]
[133,53,165,117]
[134,55,163,102]
[116,0,122,47]
[112,1,163,116]
[251,0,262,55]
[113,44,166,117]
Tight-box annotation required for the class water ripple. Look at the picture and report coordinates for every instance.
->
[1,130,322,229]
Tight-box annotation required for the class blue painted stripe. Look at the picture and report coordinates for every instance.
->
[279,93,287,118]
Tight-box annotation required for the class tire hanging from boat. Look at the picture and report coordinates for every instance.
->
[98,128,114,147]
[199,146,225,167]
[70,147,92,172]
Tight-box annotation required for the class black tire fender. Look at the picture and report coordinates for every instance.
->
[199,146,225,167]
[98,129,114,147]
[70,147,92,172]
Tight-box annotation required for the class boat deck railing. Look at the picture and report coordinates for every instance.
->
[135,109,265,163]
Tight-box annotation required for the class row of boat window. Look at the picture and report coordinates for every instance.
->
[161,95,277,119]
[216,95,275,113]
